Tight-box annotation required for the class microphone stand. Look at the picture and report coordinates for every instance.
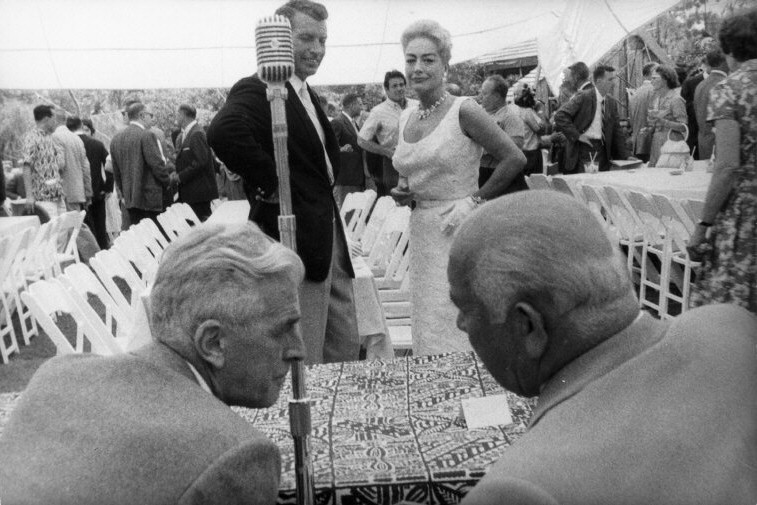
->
[265,81,315,505]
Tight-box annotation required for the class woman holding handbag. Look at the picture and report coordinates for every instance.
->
[647,65,688,167]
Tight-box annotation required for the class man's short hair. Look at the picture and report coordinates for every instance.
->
[275,0,328,22]
[593,65,615,81]
[178,104,197,119]
[126,102,146,120]
[33,105,54,122]
[66,116,83,132]
[718,8,757,62]
[383,70,405,89]
[642,62,658,77]
[150,222,305,356]
[484,75,509,99]
[341,93,361,108]
[705,48,727,68]
[82,118,95,135]
[567,61,590,83]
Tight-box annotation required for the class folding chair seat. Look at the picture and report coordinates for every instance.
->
[61,263,134,346]
[20,279,120,355]
[89,249,146,317]
[524,174,551,190]
[360,196,395,256]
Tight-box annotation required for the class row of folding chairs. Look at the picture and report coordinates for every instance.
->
[340,190,412,352]
[0,210,88,363]
[2,203,201,363]
[528,175,705,319]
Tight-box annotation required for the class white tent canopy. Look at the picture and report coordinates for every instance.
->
[0,0,678,90]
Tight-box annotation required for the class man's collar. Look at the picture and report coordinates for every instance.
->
[529,312,665,428]
[388,97,408,109]
[579,81,592,90]
[185,360,213,395]
[182,120,197,136]
[341,110,354,121]
[710,69,727,77]
[595,87,605,101]
[129,121,145,130]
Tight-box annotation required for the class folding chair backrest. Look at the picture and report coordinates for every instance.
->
[626,191,666,242]
[112,230,160,284]
[340,191,366,241]
[89,249,145,316]
[525,174,551,190]
[172,203,200,227]
[651,193,695,237]
[24,220,59,280]
[62,263,133,341]
[136,218,170,249]
[681,198,704,225]
[361,196,395,254]
[599,186,641,240]
[129,222,165,261]
[366,206,410,275]
[56,210,86,264]
[21,279,116,355]
[550,176,579,199]
[354,189,378,240]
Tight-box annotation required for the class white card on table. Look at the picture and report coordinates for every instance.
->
[461,395,514,430]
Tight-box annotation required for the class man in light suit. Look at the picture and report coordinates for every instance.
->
[694,48,729,160]
[0,221,305,505]
[175,103,218,221]
[331,92,368,208]
[110,102,171,226]
[208,0,359,364]
[52,110,92,211]
[447,191,757,505]
[554,65,629,172]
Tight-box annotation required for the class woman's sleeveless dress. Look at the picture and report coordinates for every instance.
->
[392,97,483,356]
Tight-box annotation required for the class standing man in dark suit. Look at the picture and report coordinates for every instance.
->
[693,49,729,160]
[110,102,171,226]
[208,0,359,365]
[174,104,218,221]
[331,93,368,208]
[554,65,629,172]
[68,117,112,249]
[0,222,304,505]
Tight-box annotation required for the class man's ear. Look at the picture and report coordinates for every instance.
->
[514,302,548,360]
[193,320,225,370]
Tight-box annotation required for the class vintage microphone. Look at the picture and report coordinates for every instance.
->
[255,15,315,505]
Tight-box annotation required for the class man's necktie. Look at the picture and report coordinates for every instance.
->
[299,85,334,184]
[601,98,606,144]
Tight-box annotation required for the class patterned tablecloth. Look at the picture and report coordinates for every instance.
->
[0,352,535,504]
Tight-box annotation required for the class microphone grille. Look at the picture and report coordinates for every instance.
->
[255,15,294,84]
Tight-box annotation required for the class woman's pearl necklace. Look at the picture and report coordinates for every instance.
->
[417,92,449,120]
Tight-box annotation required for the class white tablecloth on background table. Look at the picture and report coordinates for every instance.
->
[564,167,711,200]
[0,216,40,238]
[136,200,394,360]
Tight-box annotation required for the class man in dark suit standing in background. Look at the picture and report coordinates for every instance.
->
[110,102,171,225]
[174,104,218,221]
[208,0,359,365]
[554,65,629,172]
[331,93,369,208]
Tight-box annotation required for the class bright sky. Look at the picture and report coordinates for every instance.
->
[0,0,565,88]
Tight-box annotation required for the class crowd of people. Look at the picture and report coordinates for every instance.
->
[0,0,756,503]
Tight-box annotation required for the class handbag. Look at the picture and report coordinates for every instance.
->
[636,126,653,155]
[656,124,690,169]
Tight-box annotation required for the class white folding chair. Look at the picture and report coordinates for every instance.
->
[596,185,646,282]
[360,196,396,256]
[89,249,146,317]
[353,189,377,241]
[524,174,551,190]
[550,176,582,200]
[21,279,120,355]
[55,210,86,271]
[111,230,160,285]
[23,219,60,282]
[366,206,410,281]
[134,218,170,250]
[680,198,705,225]
[0,235,22,363]
[60,263,134,347]
[157,208,191,241]
[4,228,39,345]
[172,203,201,227]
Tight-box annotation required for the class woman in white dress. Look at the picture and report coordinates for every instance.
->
[392,20,525,356]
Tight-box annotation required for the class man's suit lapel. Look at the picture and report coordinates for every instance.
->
[285,81,333,184]
[179,124,198,150]
[309,86,339,170]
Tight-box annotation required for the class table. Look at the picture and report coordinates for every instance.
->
[564,167,711,200]
[206,200,394,360]
[0,351,535,504]
[0,215,40,238]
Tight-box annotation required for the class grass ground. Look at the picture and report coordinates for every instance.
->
[0,313,57,392]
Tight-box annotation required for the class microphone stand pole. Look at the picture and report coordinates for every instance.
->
[266,81,315,505]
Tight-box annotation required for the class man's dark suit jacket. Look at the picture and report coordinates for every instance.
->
[693,71,727,160]
[331,113,364,187]
[0,348,280,505]
[175,122,219,205]
[78,133,113,201]
[554,87,628,173]
[208,75,353,282]
[110,124,170,212]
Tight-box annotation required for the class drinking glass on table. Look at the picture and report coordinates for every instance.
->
[584,161,599,174]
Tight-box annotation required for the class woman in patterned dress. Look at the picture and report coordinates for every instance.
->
[688,9,757,314]
[647,65,689,167]
[390,20,525,356]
